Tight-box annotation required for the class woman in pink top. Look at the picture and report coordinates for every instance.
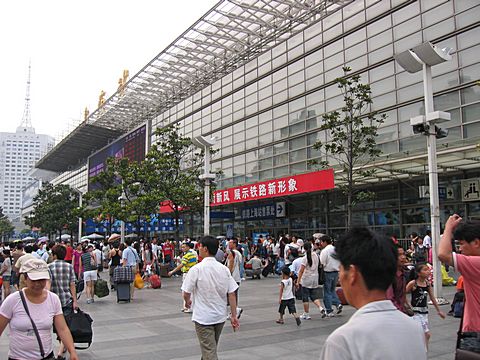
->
[0,258,78,360]
[72,243,83,278]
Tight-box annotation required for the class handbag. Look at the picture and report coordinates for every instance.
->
[19,291,55,359]
[455,298,480,359]
[134,272,144,289]
[65,308,93,350]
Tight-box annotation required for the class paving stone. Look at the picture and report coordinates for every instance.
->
[0,275,460,359]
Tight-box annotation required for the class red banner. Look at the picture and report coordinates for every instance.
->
[211,169,334,206]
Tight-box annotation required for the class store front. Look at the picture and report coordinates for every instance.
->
[181,169,480,241]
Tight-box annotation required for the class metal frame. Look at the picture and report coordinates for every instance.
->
[36,0,353,172]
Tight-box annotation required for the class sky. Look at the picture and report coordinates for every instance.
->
[0,0,218,141]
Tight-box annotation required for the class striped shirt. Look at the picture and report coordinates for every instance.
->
[81,252,95,272]
[181,249,198,273]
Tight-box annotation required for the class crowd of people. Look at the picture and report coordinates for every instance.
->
[0,213,478,359]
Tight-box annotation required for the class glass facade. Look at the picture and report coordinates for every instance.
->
[146,0,480,238]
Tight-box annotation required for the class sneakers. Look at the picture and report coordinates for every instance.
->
[336,304,343,315]
[300,313,311,320]
[295,317,302,326]
[320,309,327,318]
[86,299,93,304]
[183,308,192,313]
[326,312,335,318]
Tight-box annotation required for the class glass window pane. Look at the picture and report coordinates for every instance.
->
[461,85,480,105]
[462,103,480,123]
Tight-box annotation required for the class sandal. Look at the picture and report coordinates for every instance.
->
[275,319,284,324]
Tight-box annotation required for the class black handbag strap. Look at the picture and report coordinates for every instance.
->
[457,296,466,349]
[19,290,45,358]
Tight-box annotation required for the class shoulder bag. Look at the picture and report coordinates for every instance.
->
[18,291,55,359]
[456,298,480,359]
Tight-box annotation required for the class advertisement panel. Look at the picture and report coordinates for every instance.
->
[87,125,146,190]
[22,179,41,209]
[211,169,335,206]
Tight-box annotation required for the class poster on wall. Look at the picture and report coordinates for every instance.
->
[87,125,146,190]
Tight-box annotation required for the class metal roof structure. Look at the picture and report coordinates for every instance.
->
[36,0,353,173]
[339,138,480,186]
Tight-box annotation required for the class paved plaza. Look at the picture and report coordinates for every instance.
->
[0,274,460,359]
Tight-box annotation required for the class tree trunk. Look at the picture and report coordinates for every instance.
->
[347,191,353,229]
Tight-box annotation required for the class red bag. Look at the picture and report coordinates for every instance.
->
[150,274,161,289]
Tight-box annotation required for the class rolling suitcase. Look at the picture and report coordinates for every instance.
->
[116,282,131,303]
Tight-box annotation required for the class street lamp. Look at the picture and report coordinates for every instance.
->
[118,182,127,243]
[71,187,83,242]
[395,42,453,304]
[192,135,216,236]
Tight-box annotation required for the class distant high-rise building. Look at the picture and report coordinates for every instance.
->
[0,63,55,228]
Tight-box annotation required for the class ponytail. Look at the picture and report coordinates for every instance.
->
[305,242,313,267]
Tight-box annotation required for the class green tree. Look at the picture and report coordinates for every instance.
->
[311,67,385,228]
[143,124,207,240]
[0,206,14,241]
[29,184,80,237]
[85,157,159,237]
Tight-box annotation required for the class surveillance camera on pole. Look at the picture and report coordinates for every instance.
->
[395,41,454,305]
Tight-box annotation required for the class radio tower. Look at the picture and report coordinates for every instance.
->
[19,61,34,131]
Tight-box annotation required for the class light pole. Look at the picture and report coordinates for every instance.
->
[71,187,83,241]
[192,136,216,236]
[118,181,127,244]
[395,42,453,304]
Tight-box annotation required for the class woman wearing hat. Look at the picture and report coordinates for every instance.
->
[0,258,79,360]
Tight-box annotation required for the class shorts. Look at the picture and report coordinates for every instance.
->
[279,298,297,315]
[11,272,18,286]
[413,313,429,333]
[2,275,11,283]
[83,270,98,283]
[302,287,321,302]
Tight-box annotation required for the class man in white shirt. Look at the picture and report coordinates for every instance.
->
[320,227,426,360]
[182,236,240,360]
[423,230,432,249]
[319,235,342,316]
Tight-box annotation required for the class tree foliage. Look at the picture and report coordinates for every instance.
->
[311,67,385,227]
[85,124,212,239]
[28,184,80,236]
[0,206,14,241]
[143,124,207,239]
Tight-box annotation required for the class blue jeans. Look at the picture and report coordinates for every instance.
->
[240,261,245,279]
[323,271,341,313]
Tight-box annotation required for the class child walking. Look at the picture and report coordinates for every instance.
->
[406,263,445,349]
[277,266,301,326]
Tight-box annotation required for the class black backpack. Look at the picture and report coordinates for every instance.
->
[65,309,93,350]
[414,245,427,263]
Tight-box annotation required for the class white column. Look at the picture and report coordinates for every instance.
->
[78,193,83,240]
[423,64,443,301]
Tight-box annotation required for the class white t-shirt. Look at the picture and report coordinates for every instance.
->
[320,244,340,272]
[423,235,432,248]
[320,300,426,360]
[281,277,294,300]
[94,249,102,266]
[0,290,63,359]
[300,253,320,289]
[290,257,303,276]
[182,257,239,325]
